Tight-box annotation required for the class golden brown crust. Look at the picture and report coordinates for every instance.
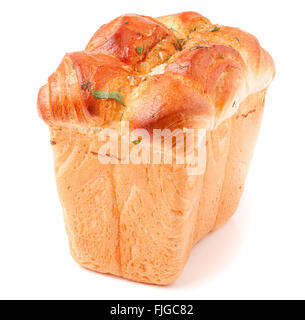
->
[86,14,177,68]
[122,74,214,130]
[37,12,275,130]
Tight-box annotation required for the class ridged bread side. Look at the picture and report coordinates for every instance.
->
[50,88,266,285]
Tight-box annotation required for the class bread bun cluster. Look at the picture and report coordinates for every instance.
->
[38,12,275,131]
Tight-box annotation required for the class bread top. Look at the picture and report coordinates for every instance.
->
[37,11,275,131]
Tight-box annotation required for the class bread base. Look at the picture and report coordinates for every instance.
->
[50,89,267,285]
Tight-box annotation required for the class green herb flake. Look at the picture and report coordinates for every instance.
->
[189,27,197,33]
[124,20,129,24]
[81,81,91,92]
[209,25,220,32]
[72,62,76,69]
[132,139,142,145]
[92,90,126,107]
[170,27,178,33]
[176,38,185,51]
[190,45,209,51]
[160,56,170,64]
[234,37,240,42]
[136,46,144,54]
[232,101,238,108]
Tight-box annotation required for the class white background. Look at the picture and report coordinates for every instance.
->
[0,0,304,300]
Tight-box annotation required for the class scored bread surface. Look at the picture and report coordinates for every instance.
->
[38,12,275,285]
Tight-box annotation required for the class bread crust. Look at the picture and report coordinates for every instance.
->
[38,12,275,285]
[38,11,275,130]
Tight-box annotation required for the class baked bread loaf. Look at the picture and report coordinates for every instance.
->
[37,12,275,285]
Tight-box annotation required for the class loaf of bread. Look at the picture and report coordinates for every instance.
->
[37,12,275,285]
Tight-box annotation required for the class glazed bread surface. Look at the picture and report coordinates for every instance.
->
[38,12,275,285]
